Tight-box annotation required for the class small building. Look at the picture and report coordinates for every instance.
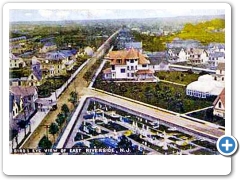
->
[188,48,208,64]
[208,52,225,68]
[213,62,225,82]
[167,48,189,62]
[147,52,169,71]
[186,74,224,98]
[9,53,26,69]
[213,88,225,119]
[39,42,57,53]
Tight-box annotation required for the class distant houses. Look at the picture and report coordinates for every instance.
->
[166,39,225,67]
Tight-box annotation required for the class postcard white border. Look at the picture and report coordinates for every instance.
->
[3,2,231,175]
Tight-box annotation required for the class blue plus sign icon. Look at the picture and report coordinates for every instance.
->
[217,135,238,156]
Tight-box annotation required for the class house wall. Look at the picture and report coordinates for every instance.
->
[213,99,225,118]
[201,52,208,63]
[179,50,187,61]
[115,65,127,79]
[216,69,225,76]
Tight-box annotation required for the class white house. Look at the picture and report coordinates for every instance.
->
[187,48,208,64]
[167,48,189,62]
[208,52,225,68]
[103,48,155,80]
[9,53,26,69]
[213,62,225,82]
[213,88,225,119]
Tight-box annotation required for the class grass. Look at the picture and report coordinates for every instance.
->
[187,108,225,126]
[93,78,215,113]
[155,71,200,85]
[37,75,70,98]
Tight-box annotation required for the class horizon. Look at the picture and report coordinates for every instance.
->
[10,9,225,22]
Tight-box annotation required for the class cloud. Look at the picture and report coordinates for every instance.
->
[25,13,32,16]
[38,9,53,18]
[56,10,70,18]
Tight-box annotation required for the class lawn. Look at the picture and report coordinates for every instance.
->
[186,108,225,126]
[37,75,70,98]
[155,71,200,85]
[93,77,215,113]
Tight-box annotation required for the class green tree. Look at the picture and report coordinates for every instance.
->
[68,91,78,107]
[61,104,70,116]
[56,113,65,127]
[17,120,28,137]
[49,123,59,141]
[38,135,52,149]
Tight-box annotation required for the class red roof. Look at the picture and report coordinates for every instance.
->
[106,48,149,65]
[103,68,111,74]
[213,88,225,107]
[136,69,155,75]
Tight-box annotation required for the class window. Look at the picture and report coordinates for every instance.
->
[222,77,224,81]
[202,93,206,98]
[135,66,137,70]
[220,70,222,74]
[120,69,125,73]
[214,77,217,81]
[127,66,129,70]
[218,102,222,108]
[131,73,134,77]
[130,59,134,63]
[111,65,115,70]
[142,64,147,68]
[127,73,129,77]
[31,75,34,80]
[131,66,134,70]
[198,55,200,58]
[216,57,218,60]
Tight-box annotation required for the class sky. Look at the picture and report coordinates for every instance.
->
[9,9,225,22]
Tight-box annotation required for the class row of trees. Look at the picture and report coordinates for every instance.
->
[38,91,78,149]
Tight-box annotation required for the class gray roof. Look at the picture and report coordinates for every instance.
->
[209,52,225,58]
[32,63,42,81]
[125,42,142,50]
[167,39,200,49]
[208,43,225,49]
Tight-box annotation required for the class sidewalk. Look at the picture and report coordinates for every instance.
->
[15,111,49,149]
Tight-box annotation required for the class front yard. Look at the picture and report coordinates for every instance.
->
[93,77,215,113]
[155,71,200,85]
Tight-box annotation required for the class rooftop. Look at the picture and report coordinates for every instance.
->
[10,86,36,97]
[106,48,149,65]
